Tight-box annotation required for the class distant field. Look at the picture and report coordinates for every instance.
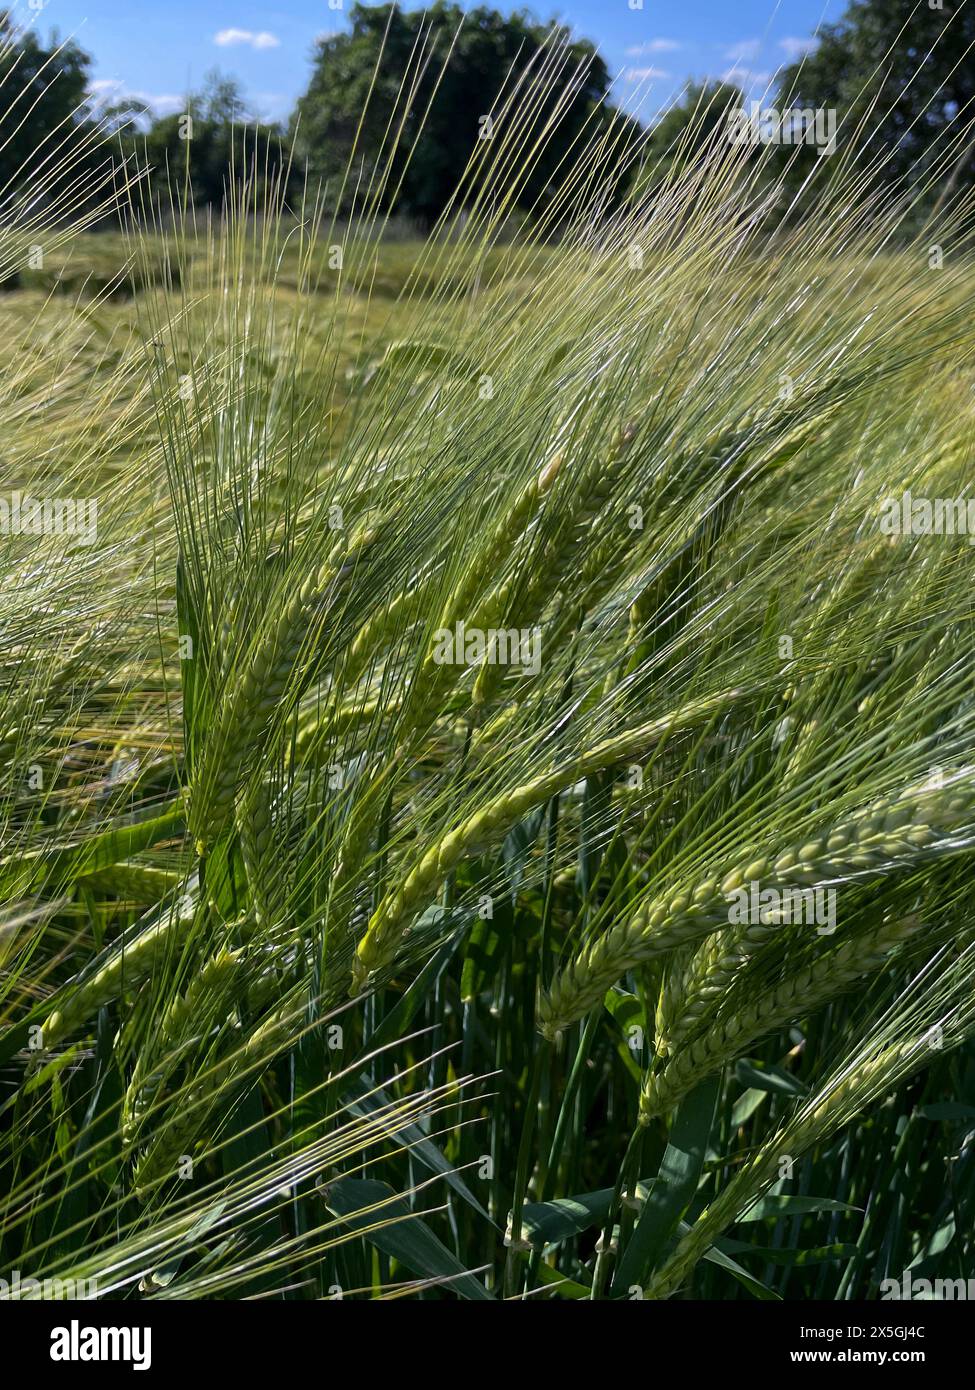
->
[0,229,564,449]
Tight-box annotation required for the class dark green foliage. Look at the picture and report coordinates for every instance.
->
[776,1,975,204]
[291,2,631,224]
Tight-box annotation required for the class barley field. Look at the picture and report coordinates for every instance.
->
[2,38,975,1311]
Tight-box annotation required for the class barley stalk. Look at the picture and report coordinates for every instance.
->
[538,772,975,1039]
[42,891,197,1048]
[640,913,925,1122]
[644,1042,918,1299]
[351,688,742,988]
[190,528,375,851]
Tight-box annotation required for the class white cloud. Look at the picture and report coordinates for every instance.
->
[624,66,670,83]
[625,39,681,56]
[214,28,280,50]
[89,79,121,98]
[88,79,183,115]
[725,39,762,63]
[779,36,817,59]
[721,67,772,90]
[143,94,185,115]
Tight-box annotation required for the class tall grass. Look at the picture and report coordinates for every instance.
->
[2,15,975,1300]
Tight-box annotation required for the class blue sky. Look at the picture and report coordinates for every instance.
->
[23,0,850,124]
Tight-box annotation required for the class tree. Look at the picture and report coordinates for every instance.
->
[0,10,93,202]
[776,0,975,199]
[292,2,629,225]
[139,73,292,211]
[634,80,746,198]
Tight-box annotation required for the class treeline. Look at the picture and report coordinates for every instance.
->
[3,0,973,229]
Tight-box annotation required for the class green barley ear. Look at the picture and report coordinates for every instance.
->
[469,422,638,713]
[396,448,571,736]
[352,689,743,988]
[121,932,250,1151]
[644,943,975,1297]
[538,770,975,1039]
[189,525,379,852]
[130,984,310,1199]
[657,769,975,1055]
[235,780,284,930]
[641,912,927,1122]
[41,888,199,1049]
[76,862,183,905]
